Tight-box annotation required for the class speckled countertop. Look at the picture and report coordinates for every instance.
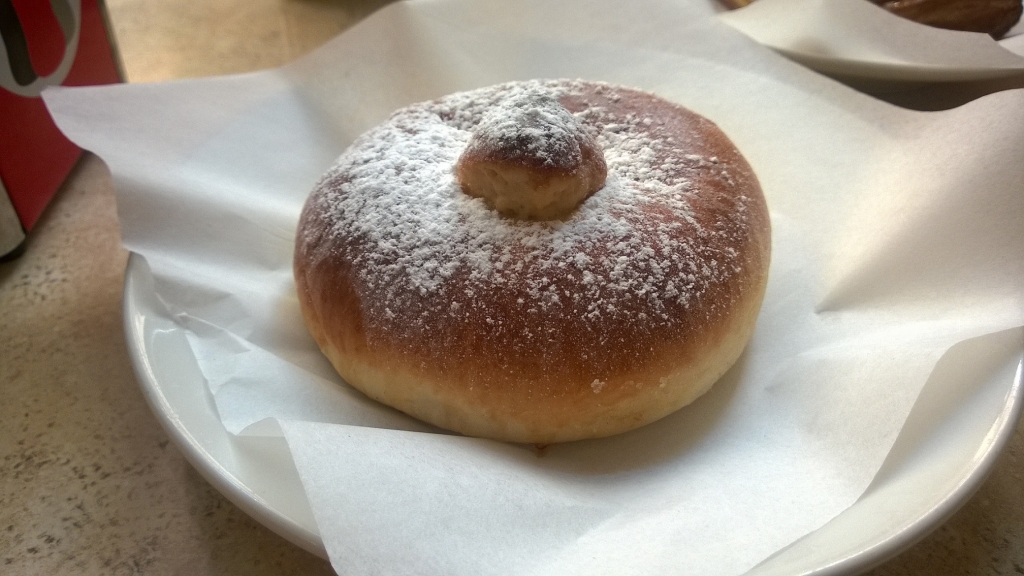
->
[1,1,1022,574]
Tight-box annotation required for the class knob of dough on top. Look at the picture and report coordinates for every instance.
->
[455,86,607,220]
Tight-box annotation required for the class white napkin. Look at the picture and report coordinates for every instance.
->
[719,0,1024,80]
[44,0,1024,574]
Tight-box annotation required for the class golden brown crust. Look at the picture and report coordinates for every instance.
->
[294,80,771,443]
[873,0,1022,38]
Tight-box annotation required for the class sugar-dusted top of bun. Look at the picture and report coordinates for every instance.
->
[464,83,595,172]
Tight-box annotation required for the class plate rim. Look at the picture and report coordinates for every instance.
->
[809,359,1024,575]
[122,253,328,559]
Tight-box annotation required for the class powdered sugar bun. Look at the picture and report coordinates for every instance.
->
[294,79,771,444]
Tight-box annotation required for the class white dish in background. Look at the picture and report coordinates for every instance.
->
[123,253,1024,574]
[718,0,1024,81]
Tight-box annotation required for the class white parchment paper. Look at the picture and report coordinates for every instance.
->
[45,0,1024,574]
[719,0,1024,80]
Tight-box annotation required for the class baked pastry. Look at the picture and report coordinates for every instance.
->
[874,0,1022,38]
[720,0,1022,38]
[294,80,771,444]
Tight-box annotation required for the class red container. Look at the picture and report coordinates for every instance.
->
[0,0,122,259]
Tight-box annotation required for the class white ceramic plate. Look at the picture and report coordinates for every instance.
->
[123,252,1024,574]
[717,0,1024,83]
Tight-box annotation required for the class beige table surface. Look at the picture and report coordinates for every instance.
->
[2,1,1023,574]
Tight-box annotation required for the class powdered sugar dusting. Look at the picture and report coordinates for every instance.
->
[464,84,590,171]
[299,79,758,374]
